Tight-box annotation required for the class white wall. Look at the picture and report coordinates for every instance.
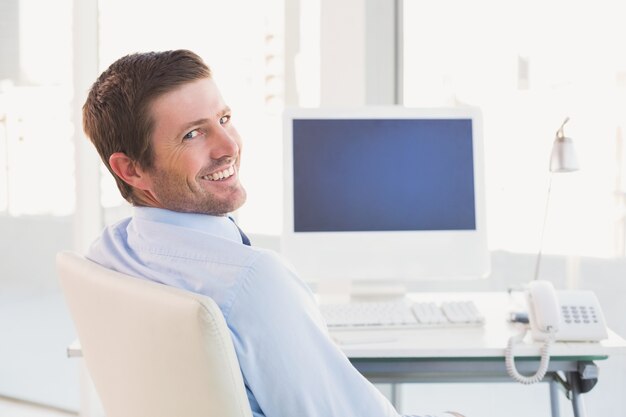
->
[0,216,73,291]
[0,216,79,411]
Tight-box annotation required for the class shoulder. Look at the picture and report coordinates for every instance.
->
[229,248,319,317]
[85,217,132,266]
[247,248,296,277]
[246,249,308,293]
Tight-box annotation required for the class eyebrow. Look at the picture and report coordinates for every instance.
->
[177,118,210,138]
[174,107,232,139]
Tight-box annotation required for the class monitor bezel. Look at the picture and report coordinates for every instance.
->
[282,106,489,282]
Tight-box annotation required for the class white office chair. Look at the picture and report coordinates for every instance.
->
[57,251,252,417]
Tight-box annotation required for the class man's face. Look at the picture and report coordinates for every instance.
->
[140,77,246,215]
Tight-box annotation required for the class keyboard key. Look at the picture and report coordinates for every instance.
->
[441,301,484,324]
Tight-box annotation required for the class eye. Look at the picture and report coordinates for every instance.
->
[219,115,231,125]
[183,129,203,141]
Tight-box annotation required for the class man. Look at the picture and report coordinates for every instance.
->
[83,50,464,417]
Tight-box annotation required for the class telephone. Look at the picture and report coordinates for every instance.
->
[527,280,608,342]
[505,280,609,384]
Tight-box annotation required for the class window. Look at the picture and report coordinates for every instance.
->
[0,0,74,216]
[403,0,626,257]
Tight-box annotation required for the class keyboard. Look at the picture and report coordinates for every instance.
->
[320,299,485,330]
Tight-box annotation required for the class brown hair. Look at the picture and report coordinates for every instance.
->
[82,50,212,204]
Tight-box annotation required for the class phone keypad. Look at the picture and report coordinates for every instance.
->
[561,305,599,325]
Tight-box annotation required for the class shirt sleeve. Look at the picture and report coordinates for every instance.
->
[225,250,403,417]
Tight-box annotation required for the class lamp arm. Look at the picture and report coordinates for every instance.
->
[534,173,554,280]
[556,117,570,139]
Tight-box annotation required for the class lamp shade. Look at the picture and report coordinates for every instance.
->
[549,136,579,172]
[549,117,579,173]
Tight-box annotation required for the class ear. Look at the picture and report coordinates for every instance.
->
[108,152,152,191]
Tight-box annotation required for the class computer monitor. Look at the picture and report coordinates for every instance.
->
[282,107,489,283]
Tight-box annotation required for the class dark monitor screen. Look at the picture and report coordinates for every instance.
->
[292,118,476,233]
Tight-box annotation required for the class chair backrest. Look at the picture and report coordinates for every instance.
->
[57,251,252,417]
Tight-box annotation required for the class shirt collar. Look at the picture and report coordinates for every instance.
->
[132,207,243,244]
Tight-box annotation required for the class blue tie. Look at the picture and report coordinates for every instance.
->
[229,217,251,246]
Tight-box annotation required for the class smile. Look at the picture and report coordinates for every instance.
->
[201,165,236,181]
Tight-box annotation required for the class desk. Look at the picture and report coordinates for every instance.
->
[326,292,626,417]
[69,291,626,417]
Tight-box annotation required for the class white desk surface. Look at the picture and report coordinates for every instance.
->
[68,291,626,361]
[322,292,626,360]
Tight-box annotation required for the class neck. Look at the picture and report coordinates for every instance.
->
[131,189,163,209]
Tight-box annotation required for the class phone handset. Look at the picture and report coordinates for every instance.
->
[528,280,561,336]
[505,280,559,384]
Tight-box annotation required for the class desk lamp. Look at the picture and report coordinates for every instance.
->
[507,120,580,384]
[549,117,579,173]
[533,117,579,280]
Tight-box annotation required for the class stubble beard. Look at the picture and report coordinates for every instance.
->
[149,168,247,216]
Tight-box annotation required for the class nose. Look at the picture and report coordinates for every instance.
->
[209,126,240,161]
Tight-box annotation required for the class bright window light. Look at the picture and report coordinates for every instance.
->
[403,0,626,258]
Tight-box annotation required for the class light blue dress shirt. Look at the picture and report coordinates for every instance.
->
[86,207,450,417]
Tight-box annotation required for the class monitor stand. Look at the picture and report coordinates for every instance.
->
[316,280,407,302]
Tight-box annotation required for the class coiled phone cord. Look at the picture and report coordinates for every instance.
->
[505,328,555,384]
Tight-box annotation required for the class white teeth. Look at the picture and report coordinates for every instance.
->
[203,165,235,181]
